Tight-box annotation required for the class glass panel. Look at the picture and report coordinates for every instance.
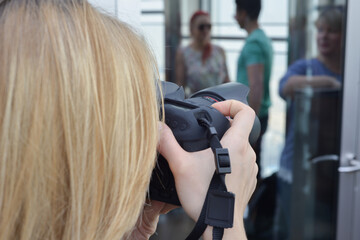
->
[273,0,347,239]
[147,0,349,239]
[140,0,166,80]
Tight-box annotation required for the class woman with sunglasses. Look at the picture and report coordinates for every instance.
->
[176,10,230,96]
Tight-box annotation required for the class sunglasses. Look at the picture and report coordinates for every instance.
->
[198,23,212,31]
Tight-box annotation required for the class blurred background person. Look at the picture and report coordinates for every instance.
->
[175,10,230,96]
[234,0,274,179]
[275,7,343,239]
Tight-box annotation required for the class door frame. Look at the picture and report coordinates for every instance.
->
[337,0,360,239]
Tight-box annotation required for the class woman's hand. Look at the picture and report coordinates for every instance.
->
[320,76,341,89]
[128,200,176,240]
[283,75,341,97]
[158,100,258,239]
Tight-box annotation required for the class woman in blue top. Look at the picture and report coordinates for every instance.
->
[278,7,343,184]
[275,7,343,239]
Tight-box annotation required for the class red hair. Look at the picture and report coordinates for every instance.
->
[190,10,212,65]
[190,10,209,25]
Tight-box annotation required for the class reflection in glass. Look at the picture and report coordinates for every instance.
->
[276,1,345,239]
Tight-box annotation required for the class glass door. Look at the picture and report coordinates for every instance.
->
[148,0,360,239]
[273,0,348,239]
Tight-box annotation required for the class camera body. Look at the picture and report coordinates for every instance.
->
[149,82,260,205]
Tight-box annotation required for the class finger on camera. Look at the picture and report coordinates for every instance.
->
[212,100,255,139]
[157,122,187,167]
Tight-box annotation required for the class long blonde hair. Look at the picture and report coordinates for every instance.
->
[0,0,160,239]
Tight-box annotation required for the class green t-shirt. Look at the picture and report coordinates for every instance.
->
[236,29,273,118]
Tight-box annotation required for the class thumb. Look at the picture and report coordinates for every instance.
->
[157,122,188,169]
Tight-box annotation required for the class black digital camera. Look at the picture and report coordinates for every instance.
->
[149,81,260,205]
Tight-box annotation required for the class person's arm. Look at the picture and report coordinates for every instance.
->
[175,48,186,87]
[241,41,266,115]
[159,100,257,240]
[247,64,264,115]
[219,47,231,83]
[281,75,341,98]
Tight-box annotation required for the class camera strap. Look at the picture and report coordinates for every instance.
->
[185,118,235,240]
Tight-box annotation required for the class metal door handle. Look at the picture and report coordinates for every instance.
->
[338,153,360,173]
[311,154,339,164]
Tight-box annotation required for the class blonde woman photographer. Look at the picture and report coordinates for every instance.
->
[0,0,257,239]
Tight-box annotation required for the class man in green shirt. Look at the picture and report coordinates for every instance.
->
[235,0,273,179]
